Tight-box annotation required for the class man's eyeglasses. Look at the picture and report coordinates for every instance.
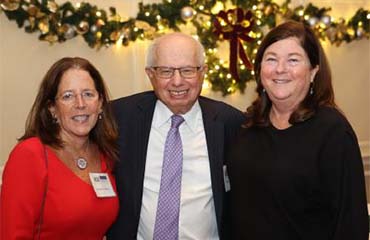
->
[150,66,202,79]
[55,90,99,104]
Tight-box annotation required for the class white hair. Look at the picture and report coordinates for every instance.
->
[146,32,205,67]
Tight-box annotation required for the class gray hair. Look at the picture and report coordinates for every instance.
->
[146,32,205,67]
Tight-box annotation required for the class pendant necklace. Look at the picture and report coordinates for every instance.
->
[76,157,88,170]
[65,141,90,170]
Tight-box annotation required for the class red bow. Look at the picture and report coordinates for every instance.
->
[214,8,255,82]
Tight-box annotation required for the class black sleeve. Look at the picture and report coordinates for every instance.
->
[319,123,369,240]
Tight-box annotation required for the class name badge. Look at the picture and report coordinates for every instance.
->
[223,165,231,192]
[89,173,116,198]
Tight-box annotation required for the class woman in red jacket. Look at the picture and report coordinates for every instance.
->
[1,57,119,239]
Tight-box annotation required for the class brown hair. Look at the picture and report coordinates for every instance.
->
[20,57,118,164]
[245,20,336,128]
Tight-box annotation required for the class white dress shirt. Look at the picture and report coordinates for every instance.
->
[137,100,219,240]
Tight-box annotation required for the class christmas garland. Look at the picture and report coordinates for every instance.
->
[1,0,369,95]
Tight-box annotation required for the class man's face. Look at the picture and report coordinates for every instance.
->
[146,35,206,114]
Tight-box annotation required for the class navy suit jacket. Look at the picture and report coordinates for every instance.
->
[108,91,245,239]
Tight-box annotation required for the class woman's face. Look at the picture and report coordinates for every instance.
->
[260,37,318,109]
[49,68,102,142]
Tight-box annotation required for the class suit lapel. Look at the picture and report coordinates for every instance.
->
[133,94,157,216]
[199,98,225,225]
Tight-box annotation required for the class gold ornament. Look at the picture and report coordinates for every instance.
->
[96,19,105,27]
[134,20,156,39]
[109,14,121,22]
[38,18,50,34]
[121,28,131,46]
[76,21,89,34]
[347,27,355,38]
[110,31,120,41]
[27,5,38,16]
[47,1,58,13]
[144,26,156,39]
[264,5,273,16]
[0,0,20,11]
[181,6,195,21]
[25,17,36,29]
[96,31,102,39]
[42,34,58,43]
[27,5,45,18]
[135,20,151,29]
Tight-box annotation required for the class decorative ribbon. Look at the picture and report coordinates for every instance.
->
[214,8,255,82]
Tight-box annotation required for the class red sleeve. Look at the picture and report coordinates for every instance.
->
[1,139,48,239]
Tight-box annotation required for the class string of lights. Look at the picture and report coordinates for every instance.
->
[1,0,369,95]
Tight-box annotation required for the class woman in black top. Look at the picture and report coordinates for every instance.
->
[227,21,368,239]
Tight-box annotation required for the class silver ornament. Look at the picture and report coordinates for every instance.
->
[181,6,195,21]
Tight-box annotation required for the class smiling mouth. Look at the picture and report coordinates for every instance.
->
[169,90,188,96]
[273,79,290,84]
[72,115,89,122]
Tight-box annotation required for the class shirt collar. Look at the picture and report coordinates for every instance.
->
[152,100,202,132]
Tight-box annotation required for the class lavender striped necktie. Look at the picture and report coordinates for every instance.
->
[153,115,185,240]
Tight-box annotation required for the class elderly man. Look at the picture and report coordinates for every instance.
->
[108,32,245,240]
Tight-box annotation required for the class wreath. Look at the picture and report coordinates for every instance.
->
[1,0,369,95]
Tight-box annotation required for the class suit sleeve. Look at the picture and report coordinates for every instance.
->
[221,107,245,240]
[0,142,47,239]
[319,124,369,240]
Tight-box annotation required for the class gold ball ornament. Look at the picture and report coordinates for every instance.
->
[38,18,50,34]
[346,27,355,39]
[110,31,120,41]
[181,6,195,21]
[257,3,265,10]
[76,21,89,34]
[0,0,20,11]
[40,33,58,43]
[96,19,105,27]
[27,5,45,18]
[47,0,58,13]
[264,5,273,16]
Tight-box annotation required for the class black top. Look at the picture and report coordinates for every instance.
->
[227,107,368,240]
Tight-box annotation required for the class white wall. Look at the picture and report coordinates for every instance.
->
[1,0,369,164]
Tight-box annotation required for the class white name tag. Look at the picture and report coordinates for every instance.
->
[223,165,231,192]
[89,173,116,198]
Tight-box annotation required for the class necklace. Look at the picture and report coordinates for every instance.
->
[64,140,90,170]
[76,157,88,170]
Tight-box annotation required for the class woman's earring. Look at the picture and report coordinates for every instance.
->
[309,81,314,95]
[52,114,59,124]
[98,113,103,120]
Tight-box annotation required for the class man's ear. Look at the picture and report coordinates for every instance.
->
[145,67,154,79]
